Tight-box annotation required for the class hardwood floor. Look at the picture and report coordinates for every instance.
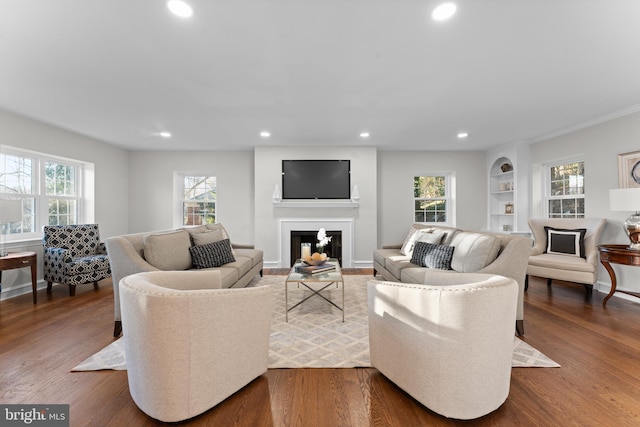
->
[2,274,640,426]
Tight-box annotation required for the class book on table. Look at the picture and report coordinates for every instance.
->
[295,263,336,274]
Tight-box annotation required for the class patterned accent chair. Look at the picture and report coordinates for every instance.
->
[43,224,111,296]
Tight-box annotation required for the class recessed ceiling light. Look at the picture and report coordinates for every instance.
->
[260,131,271,138]
[159,131,172,138]
[359,132,370,138]
[457,131,469,139]
[431,3,457,21]
[167,0,193,18]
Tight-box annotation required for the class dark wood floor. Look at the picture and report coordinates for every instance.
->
[2,273,640,426]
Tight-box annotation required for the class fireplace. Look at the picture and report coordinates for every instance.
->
[290,230,342,267]
[279,219,353,268]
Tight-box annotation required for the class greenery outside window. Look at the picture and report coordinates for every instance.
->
[546,160,585,218]
[414,175,449,224]
[181,175,216,226]
[0,147,85,241]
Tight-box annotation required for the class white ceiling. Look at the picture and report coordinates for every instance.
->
[1,0,640,151]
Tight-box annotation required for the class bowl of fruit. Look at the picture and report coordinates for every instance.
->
[302,252,328,266]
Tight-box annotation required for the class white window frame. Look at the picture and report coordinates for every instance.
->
[544,158,585,219]
[413,173,454,226]
[173,172,217,228]
[0,146,89,242]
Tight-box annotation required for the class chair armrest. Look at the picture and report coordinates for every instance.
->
[43,247,72,263]
[231,243,255,249]
[382,244,402,249]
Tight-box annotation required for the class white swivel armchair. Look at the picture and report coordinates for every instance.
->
[119,270,272,422]
[368,273,518,420]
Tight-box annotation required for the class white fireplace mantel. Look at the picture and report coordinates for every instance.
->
[273,200,359,209]
[279,218,354,268]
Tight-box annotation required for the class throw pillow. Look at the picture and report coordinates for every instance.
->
[189,239,236,268]
[410,241,455,270]
[143,230,193,270]
[544,226,587,258]
[190,229,225,246]
[400,227,434,256]
[416,229,447,245]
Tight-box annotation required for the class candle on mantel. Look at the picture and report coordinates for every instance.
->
[301,243,311,259]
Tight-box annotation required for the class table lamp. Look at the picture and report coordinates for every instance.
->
[0,199,22,257]
[609,188,640,250]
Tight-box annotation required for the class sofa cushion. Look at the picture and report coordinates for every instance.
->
[189,239,236,269]
[143,230,192,270]
[528,253,595,272]
[385,255,414,279]
[449,231,501,273]
[410,242,455,270]
[544,226,586,259]
[233,248,263,267]
[190,229,225,246]
[221,255,252,277]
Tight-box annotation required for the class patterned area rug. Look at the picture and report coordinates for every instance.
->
[72,275,559,371]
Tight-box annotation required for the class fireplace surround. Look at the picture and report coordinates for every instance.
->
[279,219,353,268]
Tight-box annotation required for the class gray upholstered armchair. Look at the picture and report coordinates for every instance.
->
[43,224,111,296]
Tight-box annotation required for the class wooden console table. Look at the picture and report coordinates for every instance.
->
[0,252,38,304]
[598,244,640,306]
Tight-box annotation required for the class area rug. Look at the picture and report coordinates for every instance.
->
[72,275,560,371]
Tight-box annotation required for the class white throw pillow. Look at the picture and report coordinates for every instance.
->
[143,230,193,270]
[400,227,434,256]
[449,232,501,273]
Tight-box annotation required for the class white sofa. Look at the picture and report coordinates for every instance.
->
[526,218,606,298]
[120,270,272,422]
[368,274,518,419]
[105,224,263,336]
[373,224,531,335]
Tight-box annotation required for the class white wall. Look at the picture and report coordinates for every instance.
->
[254,146,377,267]
[0,109,129,298]
[128,150,255,243]
[377,151,487,246]
[530,111,640,294]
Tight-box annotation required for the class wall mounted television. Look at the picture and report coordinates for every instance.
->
[282,160,351,199]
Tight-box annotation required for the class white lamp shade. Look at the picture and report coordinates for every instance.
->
[0,199,22,223]
[610,188,640,211]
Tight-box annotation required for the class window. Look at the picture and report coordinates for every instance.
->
[414,175,450,224]
[546,160,585,218]
[181,175,216,226]
[0,147,85,240]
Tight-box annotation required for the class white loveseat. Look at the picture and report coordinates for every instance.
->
[105,224,263,336]
[373,224,531,335]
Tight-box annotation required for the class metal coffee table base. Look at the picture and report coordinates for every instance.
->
[286,281,344,322]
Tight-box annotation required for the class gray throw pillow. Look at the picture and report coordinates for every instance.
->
[410,241,455,270]
[189,239,235,268]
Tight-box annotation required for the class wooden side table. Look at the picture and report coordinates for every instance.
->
[598,244,640,306]
[0,251,38,304]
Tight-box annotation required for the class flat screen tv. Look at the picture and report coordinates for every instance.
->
[282,160,351,199]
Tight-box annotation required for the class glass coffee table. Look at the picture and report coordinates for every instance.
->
[285,259,344,322]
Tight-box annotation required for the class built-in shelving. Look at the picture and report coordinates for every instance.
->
[489,158,515,232]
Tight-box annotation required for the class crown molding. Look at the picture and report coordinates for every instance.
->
[529,104,640,144]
